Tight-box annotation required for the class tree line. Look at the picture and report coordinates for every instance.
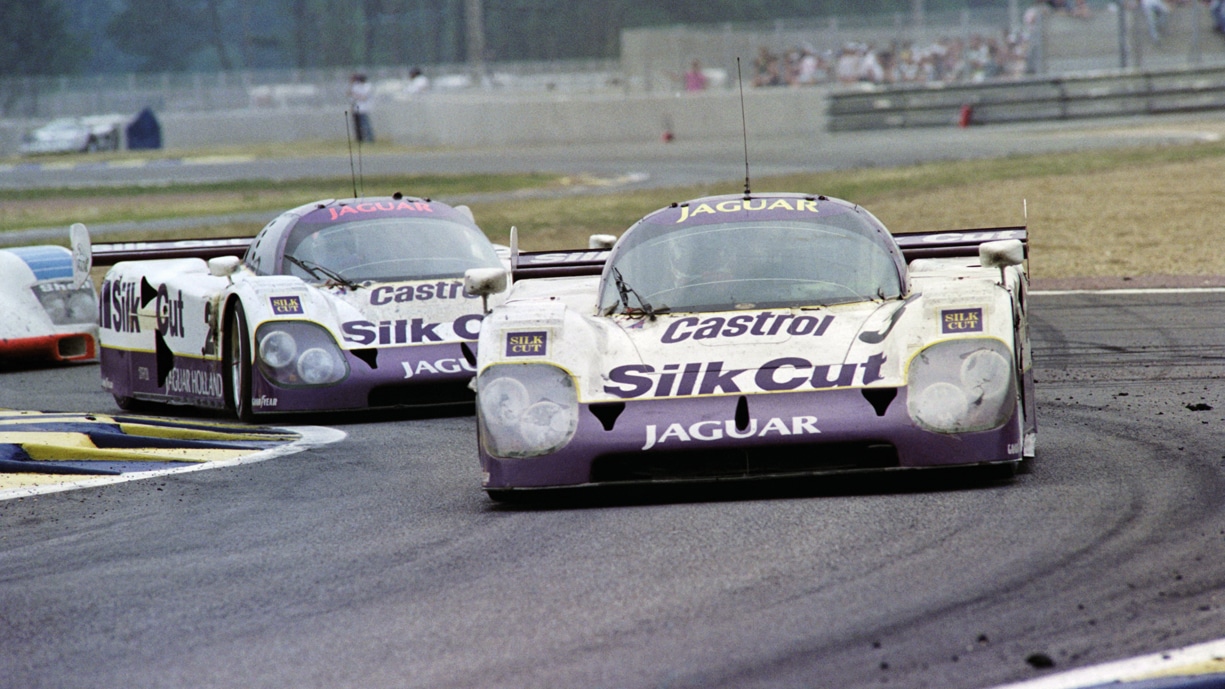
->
[4,0,996,77]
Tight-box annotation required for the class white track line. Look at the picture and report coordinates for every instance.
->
[990,637,1225,688]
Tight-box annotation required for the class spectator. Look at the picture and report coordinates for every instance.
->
[406,67,430,95]
[835,45,861,84]
[1140,0,1171,42]
[683,59,708,92]
[347,72,374,143]
[1211,0,1225,33]
[793,48,823,86]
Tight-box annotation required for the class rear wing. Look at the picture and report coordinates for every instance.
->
[509,226,1027,281]
[513,248,609,281]
[892,226,1027,262]
[91,237,252,266]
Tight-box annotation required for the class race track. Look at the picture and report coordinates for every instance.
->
[1,288,1223,689]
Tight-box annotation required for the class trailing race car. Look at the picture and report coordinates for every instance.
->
[0,225,98,366]
[19,115,127,155]
[467,192,1035,499]
[97,195,509,420]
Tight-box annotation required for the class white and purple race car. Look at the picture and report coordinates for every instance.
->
[467,192,1035,499]
[96,195,508,420]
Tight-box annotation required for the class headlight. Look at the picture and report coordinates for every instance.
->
[67,291,97,323]
[907,339,1015,433]
[33,285,96,325]
[478,364,578,458]
[259,330,297,368]
[254,321,348,386]
[297,347,338,385]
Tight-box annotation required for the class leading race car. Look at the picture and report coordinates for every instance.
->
[0,225,98,367]
[468,192,1035,499]
[97,194,509,419]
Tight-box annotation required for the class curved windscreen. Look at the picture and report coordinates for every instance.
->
[281,217,502,283]
[598,215,904,315]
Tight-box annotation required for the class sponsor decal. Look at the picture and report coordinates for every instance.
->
[156,284,184,338]
[642,415,820,451]
[505,331,547,357]
[324,200,433,221]
[519,250,607,265]
[164,367,224,399]
[604,354,886,399]
[675,197,819,223]
[369,281,473,305]
[909,230,1025,245]
[33,281,78,294]
[270,295,304,315]
[661,313,833,344]
[252,395,279,408]
[1007,442,1021,455]
[341,313,483,346]
[401,358,477,378]
[941,308,983,334]
[99,279,141,334]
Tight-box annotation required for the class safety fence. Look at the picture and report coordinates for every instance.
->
[826,63,1225,130]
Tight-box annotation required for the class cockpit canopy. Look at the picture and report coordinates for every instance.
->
[245,197,503,283]
[597,194,906,315]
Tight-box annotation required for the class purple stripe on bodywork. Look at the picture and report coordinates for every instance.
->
[102,341,476,414]
[480,387,1023,489]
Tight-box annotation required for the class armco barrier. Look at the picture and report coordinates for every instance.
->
[827,65,1225,131]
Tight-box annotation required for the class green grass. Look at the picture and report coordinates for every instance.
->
[8,137,1225,279]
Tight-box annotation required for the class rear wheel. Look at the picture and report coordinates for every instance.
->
[225,303,253,422]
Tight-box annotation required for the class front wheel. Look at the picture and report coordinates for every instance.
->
[225,302,254,422]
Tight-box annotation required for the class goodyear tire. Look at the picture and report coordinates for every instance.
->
[225,302,254,422]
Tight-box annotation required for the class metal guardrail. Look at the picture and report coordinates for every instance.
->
[826,64,1225,130]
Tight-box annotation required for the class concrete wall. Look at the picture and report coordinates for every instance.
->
[153,88,829,151]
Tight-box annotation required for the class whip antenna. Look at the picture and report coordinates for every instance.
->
[344,110,358,198]
[737,57,751,198]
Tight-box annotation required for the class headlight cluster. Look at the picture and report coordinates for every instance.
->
[478,364,578,458]
[255,321,349,387]
[34,285,97,325]
[907,339,1016,433]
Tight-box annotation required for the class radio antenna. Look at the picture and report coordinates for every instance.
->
[345,110,358,198]
[737,57,751,198]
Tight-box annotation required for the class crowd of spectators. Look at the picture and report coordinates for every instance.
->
[746,32,1033,89]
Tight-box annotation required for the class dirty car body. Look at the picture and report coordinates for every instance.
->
[98,196,506,419]
[473,193,1035,498]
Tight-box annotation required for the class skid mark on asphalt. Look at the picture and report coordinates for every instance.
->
[0,409,344,499]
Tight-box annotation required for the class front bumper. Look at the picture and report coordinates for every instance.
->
[479,386,1023,490]
[1,333,97,364]
[101,341,476,413]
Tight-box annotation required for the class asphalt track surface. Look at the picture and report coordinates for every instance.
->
[3,118,1225,689]
[1,288,1224,689]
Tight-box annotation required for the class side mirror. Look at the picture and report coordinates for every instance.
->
[588,234,617,250]
[979,239,1024,286]
[208,255,242,278]
[70,223,91,288]
[979,239,1024,268]
[464,267,508,313]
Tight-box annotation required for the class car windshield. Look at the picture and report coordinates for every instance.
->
[281,216,502,283]
[598,215,903,315]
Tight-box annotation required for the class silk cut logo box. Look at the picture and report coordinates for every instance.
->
[941,308,983,334]
[270,296,304,315]
[505,331,547,357]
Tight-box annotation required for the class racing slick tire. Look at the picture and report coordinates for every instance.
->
[225,302,254,422]
[112,394,138,411]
